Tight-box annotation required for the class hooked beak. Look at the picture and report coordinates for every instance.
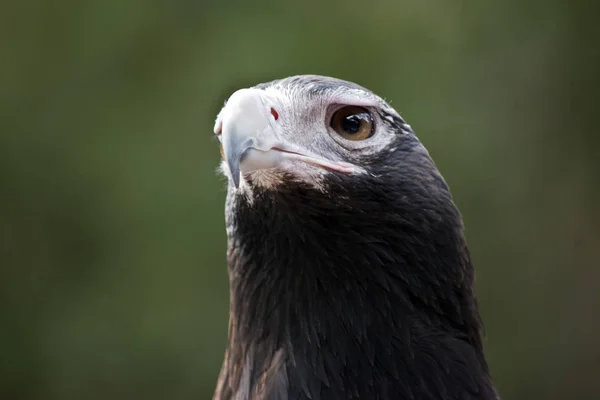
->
[217,88,280,188]
[214,88,356,188]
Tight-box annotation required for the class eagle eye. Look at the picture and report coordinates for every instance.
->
[330,106,374,141]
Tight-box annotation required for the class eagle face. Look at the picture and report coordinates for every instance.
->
[214,75,422,192]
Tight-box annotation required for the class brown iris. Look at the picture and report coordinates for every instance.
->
[330,106,374,141]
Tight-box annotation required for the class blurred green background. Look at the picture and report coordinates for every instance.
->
[2,0,599,399]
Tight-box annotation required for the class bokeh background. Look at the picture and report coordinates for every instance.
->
[2,0,599,399]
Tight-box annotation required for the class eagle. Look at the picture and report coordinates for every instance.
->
[212,75,499,400]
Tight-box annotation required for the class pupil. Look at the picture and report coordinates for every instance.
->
[342,115,361,134]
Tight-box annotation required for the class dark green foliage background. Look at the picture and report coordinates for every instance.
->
[2,1,599,399]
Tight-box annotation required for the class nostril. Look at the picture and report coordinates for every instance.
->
[270,108,279,121]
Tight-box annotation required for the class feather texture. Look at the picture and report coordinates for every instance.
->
[213,75,499,400]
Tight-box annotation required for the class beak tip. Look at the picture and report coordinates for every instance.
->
[225,138,255,189]
[228,161,241,188]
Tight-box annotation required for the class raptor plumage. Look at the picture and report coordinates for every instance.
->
[212,75,498,400]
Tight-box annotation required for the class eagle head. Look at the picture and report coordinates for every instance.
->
[212,75,498,400]
[214,75,428,192]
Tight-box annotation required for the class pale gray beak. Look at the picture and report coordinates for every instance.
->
[219,88,280,188]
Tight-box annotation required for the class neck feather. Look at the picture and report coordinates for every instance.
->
[217,179,495,399]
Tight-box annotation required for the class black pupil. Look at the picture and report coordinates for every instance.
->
[342,114,365,134]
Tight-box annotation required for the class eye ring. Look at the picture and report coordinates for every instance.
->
[330,106,374,141]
